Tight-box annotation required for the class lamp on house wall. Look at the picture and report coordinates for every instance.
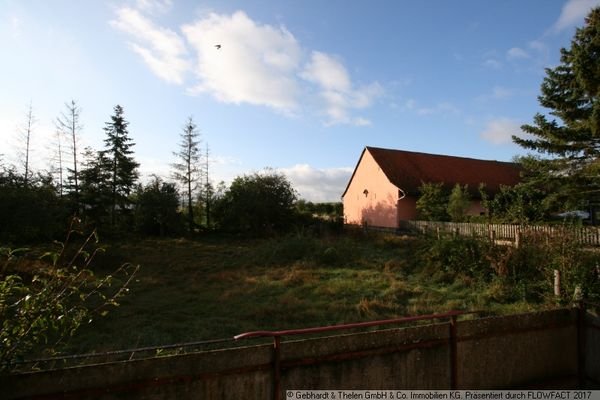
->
[363,189,369,197]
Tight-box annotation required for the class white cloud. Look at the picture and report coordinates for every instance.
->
[476,86,516,104]
[111,9,380,125]
[483,58,502,69]
[110,7,191,84]
[493,86,513,99]
[353,117,371,126]
[553,0,600,32]
[135,0,173,14]
[279,164,353,202]
[480,118,523,145]
[301,52,351,92]
[529,40,548,53]
[415,102,460,117]
[182,11,302,113]
[10,15,22,37]
[301,51,382,125]
[506,47,530,60]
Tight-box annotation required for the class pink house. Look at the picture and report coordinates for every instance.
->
[342,146,521,228]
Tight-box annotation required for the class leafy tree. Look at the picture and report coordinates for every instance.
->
[101,105,139,227]
[0,166,68,243]
[135,177,183,236]
[416,182,448,221]
[514,7,600,216]
[171,117,202,232]
[486,184,545,224]
[447,184,471,222]
[213,170,298,234]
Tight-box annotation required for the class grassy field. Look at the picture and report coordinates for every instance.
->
[62,230,546,355]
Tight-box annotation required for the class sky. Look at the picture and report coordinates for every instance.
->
[1,0,599,202]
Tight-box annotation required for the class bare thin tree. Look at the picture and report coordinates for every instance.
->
[203,144,213,227]
[172,116,202,233]
[17,102,36,186]
[56,100,83,204]
[50,128,65,197]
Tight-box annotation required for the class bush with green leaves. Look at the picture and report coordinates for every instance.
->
[134,177,183,236]
[0,167,69,244]
[511,229,600,303]
[0,224,138,372]
[447,184,471,222]
[416,182,449,221]
[417,228,600,304]
[485,183,546,224]
[417,235,492,281]
[212,169,298,235]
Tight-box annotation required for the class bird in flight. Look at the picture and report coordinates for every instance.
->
[215,44,221,49]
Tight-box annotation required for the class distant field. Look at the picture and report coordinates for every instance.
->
[64,232,546,355]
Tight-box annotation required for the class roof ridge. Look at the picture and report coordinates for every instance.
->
[365,145,516,165]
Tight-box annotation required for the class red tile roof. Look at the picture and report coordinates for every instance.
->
[343,146,521,198]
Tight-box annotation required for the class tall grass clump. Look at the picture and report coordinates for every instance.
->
[508,228,600,304]
[415,227,600,305]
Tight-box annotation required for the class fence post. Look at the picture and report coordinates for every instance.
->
[577,301,586,388]
[554,270,561,298]
[515,230,521,249]
[273,336,282,400]
[449,315,458,389]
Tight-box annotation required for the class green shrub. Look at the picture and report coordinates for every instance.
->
[418,236,491,280]
[0,226,138,371]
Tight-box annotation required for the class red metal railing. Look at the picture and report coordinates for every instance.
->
[234,310,474,340]
[235,310,478,399]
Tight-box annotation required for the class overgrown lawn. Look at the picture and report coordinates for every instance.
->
[64,231,549,354]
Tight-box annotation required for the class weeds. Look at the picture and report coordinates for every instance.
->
[8,226,597,362]
[0,220,138,372]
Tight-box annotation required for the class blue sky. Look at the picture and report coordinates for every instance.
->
[1,0,599,201]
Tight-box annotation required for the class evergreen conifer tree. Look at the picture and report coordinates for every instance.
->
[101,105,139,227]
[514,7,600,216]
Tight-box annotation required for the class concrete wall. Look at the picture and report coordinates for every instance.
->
[585,312,600,388]
[281,324,450,390]
[3,308,597,399]
[457,309,578,389]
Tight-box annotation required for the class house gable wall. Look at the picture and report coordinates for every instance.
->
[343,150,400,228]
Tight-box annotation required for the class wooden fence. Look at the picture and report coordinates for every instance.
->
[398,220,600,246]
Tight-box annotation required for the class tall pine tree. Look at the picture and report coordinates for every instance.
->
[514,7,600,217]
[101,105,139,227]
[171,116,202,232]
